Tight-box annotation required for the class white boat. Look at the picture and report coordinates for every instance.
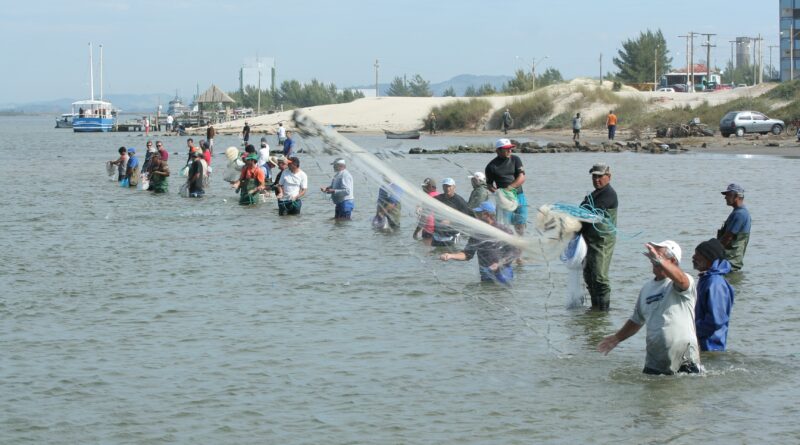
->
[167,94,190,117]
[72,43,116,132]
[55,113,74,129]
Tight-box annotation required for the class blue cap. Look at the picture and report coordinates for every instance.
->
[127,147,136,154]
[472,201,496,214]
[721,183,744,195]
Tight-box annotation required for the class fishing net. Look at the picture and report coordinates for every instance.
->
[291,110,584,264]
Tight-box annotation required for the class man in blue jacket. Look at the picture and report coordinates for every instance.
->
[692,238,735,351]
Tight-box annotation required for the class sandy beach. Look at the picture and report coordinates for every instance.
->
[195,78,800,157]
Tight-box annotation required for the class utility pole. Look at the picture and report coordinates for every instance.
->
[769,44,779,81]
[599,53,603,86]
[728,40,736,83]
[689,32,697,92]
[679,35,690,91]
[256,55,261,115]
[758,34,764,84]
[792,24,795,81]
[700,33,716,88]
[531,56,548,92]
[374,59,379,97]
[654,47,658,90]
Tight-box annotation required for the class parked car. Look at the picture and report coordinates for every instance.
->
[719,111,784,137]
[656,87,675,93]
[669,84,687,92]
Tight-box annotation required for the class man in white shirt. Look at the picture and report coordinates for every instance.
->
[257,137,272,180]
[598,240,701,375]
[277,122,287,146]
[276,156,308,215]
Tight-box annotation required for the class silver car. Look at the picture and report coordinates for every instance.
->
[720,111,784,137]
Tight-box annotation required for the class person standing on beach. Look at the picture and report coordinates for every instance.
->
[283,131,295,157]
[485,138,527,236]
[321,158,355,220]
[277,122,287,146]
[580,162,618,310]
[429,112,437,135]
[716,183,751,271]
[572,112,582,141]
[206,124,216,153]
[276,156,307,215]
[606,110,617,141]
[692,238,734,351]
[501,108,513,134]
[598,240,701,375]
[242,122,251,146]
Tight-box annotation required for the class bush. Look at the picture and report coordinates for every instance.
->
[764,79,800,101]
[488,93,554,129]
[544,111,573,129]
[429,98,492,130]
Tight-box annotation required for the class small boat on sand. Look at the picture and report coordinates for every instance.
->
[385,130,421,140]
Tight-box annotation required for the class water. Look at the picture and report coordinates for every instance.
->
[1,115,798,443]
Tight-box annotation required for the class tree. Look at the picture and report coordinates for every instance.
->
[387,76,410,96]
[408,74,433,97]
[464,86,478,97]
[504,69,534,94]
[537,68,564,88]
[613,29,672,83]
[476,83,497,96]
[441,86,457,97]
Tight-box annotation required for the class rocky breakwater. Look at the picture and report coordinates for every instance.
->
[408,139,689,155]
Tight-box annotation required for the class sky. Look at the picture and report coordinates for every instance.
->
[0,0,779,104]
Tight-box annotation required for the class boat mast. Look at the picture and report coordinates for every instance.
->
[99,44,103,102]
[89,42,95,101]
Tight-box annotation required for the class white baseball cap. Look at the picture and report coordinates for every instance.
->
[441,177,456,186]
[495,138,515,150]
[649,240,682,264]
[469,171,486,182]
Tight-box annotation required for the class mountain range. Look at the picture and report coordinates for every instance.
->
[0,74,513,113]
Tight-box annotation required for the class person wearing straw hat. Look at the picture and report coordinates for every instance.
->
[581,162,618,310]
[321,158,355,220]
[716,183,751,271]
[233,153,265,205]
[598,240,701,375]
[439,201,520,284]
[485,138,527,236]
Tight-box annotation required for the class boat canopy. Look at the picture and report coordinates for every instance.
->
[72,99,113,107]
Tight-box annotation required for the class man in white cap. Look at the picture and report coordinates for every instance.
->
[321,158,354,220]
[485,138,527,236]
[440,201,520,284]
[716,183,750,271]
[467,171,490,209]
[598,240,701,375]
[432,177,473,247]
[581,162,618,310]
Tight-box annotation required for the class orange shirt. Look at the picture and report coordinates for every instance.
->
[606,114,618,126]
[240,165,265,185]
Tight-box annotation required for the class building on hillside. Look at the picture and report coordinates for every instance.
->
[239,57,276,92]
[661,64,721,91]
[780,1,800,81]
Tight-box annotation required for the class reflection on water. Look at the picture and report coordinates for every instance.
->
[1,116,799,443]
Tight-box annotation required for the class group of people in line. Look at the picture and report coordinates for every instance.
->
[108,130,751,376]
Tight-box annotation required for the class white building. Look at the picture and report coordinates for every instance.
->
[239,57,275,92]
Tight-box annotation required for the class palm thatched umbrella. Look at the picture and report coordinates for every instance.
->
[196,84,235,123]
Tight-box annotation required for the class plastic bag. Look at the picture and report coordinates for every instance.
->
[138,173,150,191]
[119,177,129,187]
[496,188,518,212]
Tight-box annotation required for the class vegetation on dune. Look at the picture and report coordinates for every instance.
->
[428,98,492,131]
[227,79,364,110]
[488,93,554,130]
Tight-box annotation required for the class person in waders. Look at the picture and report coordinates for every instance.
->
[148,152,170,194]
[233,153,266,205]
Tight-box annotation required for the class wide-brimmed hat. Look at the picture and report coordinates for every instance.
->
[225,146,240,161]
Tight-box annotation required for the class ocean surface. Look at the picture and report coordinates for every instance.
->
[1,115,798,444]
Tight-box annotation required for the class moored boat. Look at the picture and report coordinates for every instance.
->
[385,130,421,140]
[72,43,117,132]
[55,113,74,129]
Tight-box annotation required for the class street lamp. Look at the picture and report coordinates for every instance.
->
[515,55,549,92]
